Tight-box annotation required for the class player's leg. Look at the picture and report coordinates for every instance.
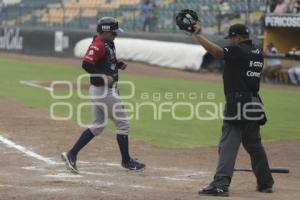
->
[61,86,106,174]
[62,102,106,174]
[262,66,271,82]
[268,65,281,82]
[288,67,298,85]
[241,121,274,193]
[199,122,242,197]
[61,128,95,174]
[107,89,145,170]
[294,66,300,85]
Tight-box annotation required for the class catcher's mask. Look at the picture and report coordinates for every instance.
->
[176,9,199,34]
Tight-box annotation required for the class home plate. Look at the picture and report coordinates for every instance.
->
[44,173,82,178]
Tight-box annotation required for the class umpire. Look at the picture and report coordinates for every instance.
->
[193,23,274,196]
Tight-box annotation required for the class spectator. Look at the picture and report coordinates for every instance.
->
[267,0,278,13]
[262,43,282,82]
[138,0,154,32]
[217,0,231,33]
[149,1,158,32]
[218,0,230,16]
[0,0,3,13]
[291,0,300,13]
[288,47,300,85]
[273,0,288,14]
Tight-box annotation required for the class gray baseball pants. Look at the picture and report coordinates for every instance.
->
[211,121,274,189]
[88,85,129,136]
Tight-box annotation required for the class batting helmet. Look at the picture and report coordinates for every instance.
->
[97,17,124,33]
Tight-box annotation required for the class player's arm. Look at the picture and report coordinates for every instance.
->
[82,42,113,85]
[82,61,96,74]
[117,60,127,70]
[192,23,224,59]
[82,61,114,85]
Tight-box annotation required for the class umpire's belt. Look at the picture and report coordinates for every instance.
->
[226,92,258,102]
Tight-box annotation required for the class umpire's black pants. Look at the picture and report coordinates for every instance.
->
[211,121,274,189]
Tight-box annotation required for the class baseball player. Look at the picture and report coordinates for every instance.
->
[176,10,274,197]
[61,17,145,174]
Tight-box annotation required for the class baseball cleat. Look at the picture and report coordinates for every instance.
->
[122,159,146,171]
[61,151,79,174]
[198,185,229,197]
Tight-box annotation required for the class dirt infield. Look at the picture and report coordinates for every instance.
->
[0,53,300,199]
[0,96,300,200]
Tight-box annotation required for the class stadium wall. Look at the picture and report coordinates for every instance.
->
[0,26,233,70]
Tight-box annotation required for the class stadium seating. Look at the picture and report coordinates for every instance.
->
[1,0,269,36]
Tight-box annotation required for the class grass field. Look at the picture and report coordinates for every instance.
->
[0,57,299,148]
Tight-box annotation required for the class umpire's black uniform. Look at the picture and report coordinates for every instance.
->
[201,24,274,196]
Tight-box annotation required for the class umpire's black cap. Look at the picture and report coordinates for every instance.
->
[224,24,250,39]
[97,17,124,33]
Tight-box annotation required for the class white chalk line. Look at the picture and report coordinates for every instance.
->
[0,184,14,188]
[80,171,111,177]
[44,173,83,178]
[59,179,153,191]
[161,172,207,182]
[129,185,153,189]
[59,160,205,175]
[21,160,209,182]
[22,166,49,171]
[22,165,207,182]
[0,132,208,193]
[0,132,208,180]
[74,163,210,181]
[31,160,207,174]
[23,165,125,178]
[21,164,205,192]
[86,180,115,187]
[0,184,67,193]
[19,80,53,92]
[66,161,209,174]
[0,134,57,165]
[36,188,66,193]
[162,177,193,181]
[57,179,152,191]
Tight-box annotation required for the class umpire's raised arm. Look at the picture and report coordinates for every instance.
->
[192,23,224,59]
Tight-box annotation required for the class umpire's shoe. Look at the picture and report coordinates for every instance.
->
[257,185,273,193]
[61,151,79,174]
[199,185,229,197]
[122,159,145,171]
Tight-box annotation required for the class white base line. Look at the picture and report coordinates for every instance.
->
[19,80,53,92]
[0,134,58,165]
[0,133,209,181]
